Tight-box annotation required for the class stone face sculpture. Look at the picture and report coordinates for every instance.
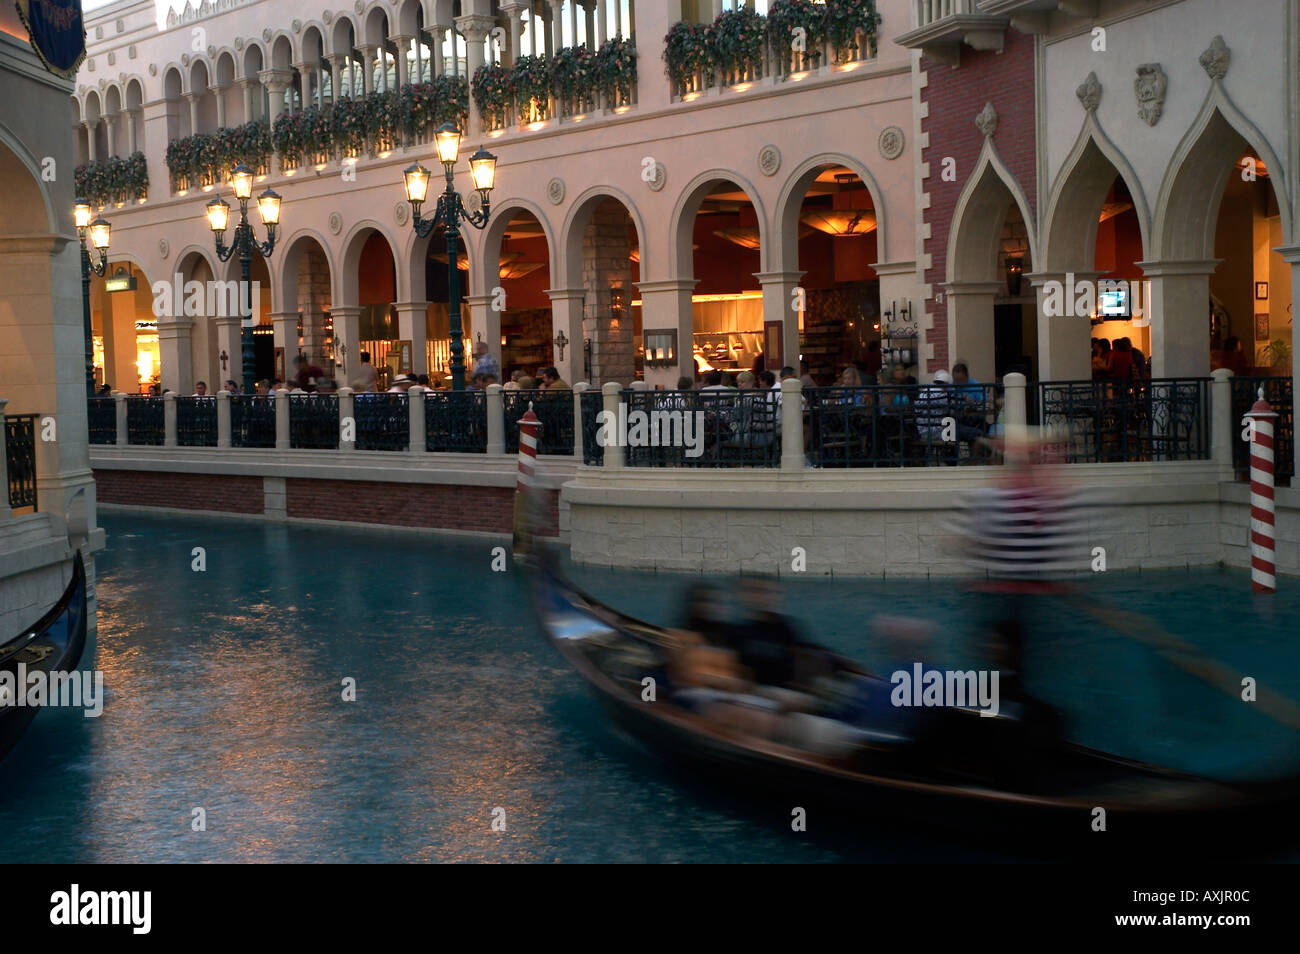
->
[1076,72,1101,113]
[975,101,998,139]
[1200,35,1230,81]
[1135,64,1167,126]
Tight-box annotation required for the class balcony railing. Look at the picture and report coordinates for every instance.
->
[4,413,38,512]
[1031,379,1211,464]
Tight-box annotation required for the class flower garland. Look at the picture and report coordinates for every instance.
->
[472,63,511,130]
[595,36,637,108]
[271,113,303,169]
[330,96,368,156]
[711,6,765,79]
[825,0,882,60]
[76,152,148,206]
[551,45,597,113]
[664,21,713,92]
[767,0,826,70]
[510,54,552,122]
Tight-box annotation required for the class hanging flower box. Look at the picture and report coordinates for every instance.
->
[596,36,637,110]
[472,63,510,132]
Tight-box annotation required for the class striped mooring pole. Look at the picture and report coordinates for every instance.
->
[512,403,541,560]
[1245,389,1279,594]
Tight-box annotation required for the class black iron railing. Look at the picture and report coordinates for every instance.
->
[289,393,340,449]
[4,413,37,510]
[425,391,487,452]
[176,396,218,447]
[353,393,409,451]
[806,384,1000,468]
[125,396,165,445]
[502,389,574,455]
[88,397,116,444]
[580,389,604,465]
[1232,376,1294,485]
[231,395,276,448]
[1032,378,1210,463]
[619,388,780,468]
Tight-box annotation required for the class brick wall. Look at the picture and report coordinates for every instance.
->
[921,32,1037,372]
[96,470,265,513]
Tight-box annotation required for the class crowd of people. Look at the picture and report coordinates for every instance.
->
[1091,336,1148,380]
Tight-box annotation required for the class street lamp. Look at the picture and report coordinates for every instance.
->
[74,199,110,397]
[204,163,281,392]
[403,123,496,391]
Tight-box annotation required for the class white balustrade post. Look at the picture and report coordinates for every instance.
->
[338,386,355,453]
[1210,368,1234,480]
[114,393,127,445]
[601,381,623,468]
[572,381,588,459]
[408,385,426,453]
[781,378,804,471]
[274,388,290,450]
[0,397,10,521]
[486,383,505,455]
[216,391,231,448]
[1003,372,1027,432]
[164,392,178,446]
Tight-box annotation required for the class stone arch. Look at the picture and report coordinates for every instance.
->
[173,245,220,284]
[561,185,648,287]
[396,0,421,36]
[269,33,295,71]
[277,228,338,316]
[947,140,1037,284]
[774,152,889,275]
[162,65,183,102]
[331,13,361,57]
[83,88,102,124]
[104,84,123,119]
[670,169,767,279]
[0,121,57,234]
[402,219,469,302]
[341,218,401,304]
[242,41,266,80]
[125,77,145,110]
[477,198,557,298]
[364,5,392,47]
[214,50,237,88]
[302,24,326,62]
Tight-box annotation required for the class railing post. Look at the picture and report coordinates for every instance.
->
[629,380,648,392]
[781,378,804,471]
[1004,372,1028,433]
[1211,368,1234,480]
[164,392,178,447]
[601,381,623,469]
[114,392,127,446]
[274,388,290,451]
[408,385,426,453]
[0,397,11,521]
[572,381,588,459]
[338,386,356,453]
[217,391,232,448]
[486,383,505,455]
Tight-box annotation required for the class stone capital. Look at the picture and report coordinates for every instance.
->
[258,68,294,89]
[1136,258,1221,278]
[454,14,497,41]
[545,286,587,303]
[870,260,917,278]
[753,270,805,285]
[635,278,698,295]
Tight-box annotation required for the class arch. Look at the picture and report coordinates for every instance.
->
[269,33,295,71]
[173,245,220,284]
[396,0,421,36]
[242,41,266,80]
[104,84,123,117]
[188,58,211,93]
[946,140,1038,284]
[214,50,237,88]
[774,152,889,275]
[364,5,392,48]
[0,123,57,235]
[301,24,326,62]
[277,228,339,315]
[83,88,102,123]
[1154,84,1292,260]
[341,218,401,304]
[403,217,471,301]
[670,168,768,279]
[561,185,648,288]
[475,197,558,295]
[162,65,183,101]
[125,77,145,110]
[330,13,361,58]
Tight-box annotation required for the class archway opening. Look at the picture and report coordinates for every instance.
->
[89,260,156,394]
[492,210,553,379]
[685,179,761,383]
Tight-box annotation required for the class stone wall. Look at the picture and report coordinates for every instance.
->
[582,199,634,385]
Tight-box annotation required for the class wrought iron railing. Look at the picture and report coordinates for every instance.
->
[289,393,340,449]
[126,396,165,445]
[353,393,409,451]
[4,413,37,511]
[617,388,780,468]
[88,397,116,444]
[1032,378,1211,463]
[231,395,276,448]
[502,390,574,456]
[1232,376,1294,485]
[176,396,218,447]
[580,390,604,465]
[425,390,487,453]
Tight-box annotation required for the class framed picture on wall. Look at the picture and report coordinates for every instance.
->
[763,321,783,368]
[1255,313,1270,341]
[1255,281,1269,300]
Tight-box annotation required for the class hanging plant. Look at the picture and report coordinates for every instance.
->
[551,44,597,114]
[664,21,713,93]
[510,54,552,123]
[436,74,470,130]
[825,0,882,61]
[472,63,511,130]
[767,0,826,71]
[595,36,637,108]
[712,6,766,80]
[272,112,303,169]
[165,135,195,189]
[121,152,148,201]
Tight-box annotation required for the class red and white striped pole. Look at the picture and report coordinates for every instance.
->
[512,403,541,559]
[1246,390,1278,594]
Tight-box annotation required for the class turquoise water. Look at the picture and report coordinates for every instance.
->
[1,510,1297,862]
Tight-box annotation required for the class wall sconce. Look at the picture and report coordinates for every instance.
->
[1005,256,1024,297]
[643,330,677,368]
[610,283,627,317]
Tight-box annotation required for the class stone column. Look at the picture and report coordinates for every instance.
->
[185,93,200,135]
[636,278,696,389]
[428,27,447,78]
[331,305,363,389]
[464,293,498,370]
[114,392,127,444]
[486,383,505,454]
[395,301,429,376]
[543,1,557,56]
[213,84,228,128]
[582,0,596,46]
[215,390,230,447]
[292,62,312,108]
[274,388,290,449]
[501,1,526,63]
[408,385,426,451]
[84,121,97,161]
[1027,270,1099,383]
[1136,260,1219,378]
[547,287,587,388]
[594,0,607,46]
[269,311,299,380]
[157,314,194,396]
[392,35,412,87]
[571,381,588,457]
[238,78,256,122]
[126,107,140,154]
[260,70,293,125]
[601,381,623,468]
[780,378,803,471]
[357,45,376,94]
[328,56,346,102]
[1003,371,1027,430]
[940,280,1001,384]
[1210,367,1234,481]
[338,387,356,451]
[754,270,804,379]
[104,111,117,158]
[214,316,242,388]
[456,14,495,137]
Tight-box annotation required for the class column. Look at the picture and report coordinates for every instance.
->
[544,1,556,56]
[1003,371,1027,430]
[126,107,139,154]
[428,27,446,78]
[408,385,425,451]
[239,78,256,122]
[636,279,696,389]
[569,0,579,47]
[274,388,290,449]
[1276,243,1300,476]
[456,14,495,137]
[84,121,97,161]
[114,393,127,445]
[486,383,505,454]
[1137,260,1219,378]
[754,270,804,380]
[338,387,356,452]
[1210,367,1234,481]
[502,2,526,62]
[291,62,312,108]
[395,301,429,376]
[331,305,363,389]
[358,45,376,94]
[392,35,412,87]
[1027,270,1099,383]
[464,293,499,370]
[582,0,596,46]
[939,280,1001,384]
[185,93,200,136]
[601,381,623,468]
[595,0,607,46]
[327,55,344,103]
[269,311,298,380]
[104,111,117,158]
[213,85,227,128]
[216,390,232,447]
[780,378,803,471]
[215,316,242,388]
[259,70,293,125]
[571,381,588,457]
[157,315,194,396]
[547,287,587,388]
[0,398,9,521]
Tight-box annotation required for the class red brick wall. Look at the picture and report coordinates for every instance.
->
[96,470,264,513]
[921,32,1037,372]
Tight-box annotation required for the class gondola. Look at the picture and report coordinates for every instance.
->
[0,552,88,762]
[533,558,1300,847]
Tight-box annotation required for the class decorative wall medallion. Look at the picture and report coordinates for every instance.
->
[1199,35,1229,81]
[645,160,666,192]
[148,63,156,76]
[181,53,191,66]
[207,45,216,58]
[546,177,565,204]
[394,202,409,226]
[129,45,137,59]
[263,29,272,43]
[116,19,124,33]
[159,238,170,259]
[87,59,95,72]
[878,126,905,160]
[108,52,116,66]
[1134,64,1167,126]
[292,20,302,33]
[757,144,781,176]
[974,101,998,139]
[235,38,244,51]
[323,11,333,24]
[95,25,103,40]
[354,0,364,13]
[465,191,484,217]
[328,212,343,235]
[1076,72,1101,112]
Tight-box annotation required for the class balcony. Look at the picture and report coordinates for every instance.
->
[895,0,1009,66]
[976,1,1099,35]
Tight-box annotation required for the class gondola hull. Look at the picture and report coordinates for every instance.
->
[0,553,88,762]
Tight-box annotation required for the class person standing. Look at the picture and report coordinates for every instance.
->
[352,351,378,392]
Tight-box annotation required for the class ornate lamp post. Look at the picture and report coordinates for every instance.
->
[403,123,497,391]
[204,164,281,393]
[74,200,111,397]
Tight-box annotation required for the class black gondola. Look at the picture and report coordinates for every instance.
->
[533,559,1300,849]
[0,552,88,762]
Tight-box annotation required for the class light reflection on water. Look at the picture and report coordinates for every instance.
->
[1,511,1297,862]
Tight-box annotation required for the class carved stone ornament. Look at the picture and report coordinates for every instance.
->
[129,45,137,59]
[87,59,95,72]
[148,63,157,76]
[975,101,997,139]
[394,202,409,226]
[1135,63,1167,127]
[547,177,565,204]
[465,191,484,217]
[328,212,343,235]
[646,160,666,192]
[354,0,364,13]
[1200,35,1229,81]
[1076,72,1101,112]
[159,238,170,259]
[323,11,333,23]
[235,38,244,51]
[878,126,905,160]
[181,53,191,66]
[292,20,302,33]
[108,52,116,66]
[207,45,216,58]
[757,144,781,176]
[263,29,272,43]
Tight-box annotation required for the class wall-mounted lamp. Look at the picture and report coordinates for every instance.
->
[643,330,678,368]
[610,283,627,317]
[1005,256,1024,297]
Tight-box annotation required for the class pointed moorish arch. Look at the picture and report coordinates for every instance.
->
[670,168,768,279]
[947,139,1037,284]
[1044,114,1151,273]
[773,152,889,275]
